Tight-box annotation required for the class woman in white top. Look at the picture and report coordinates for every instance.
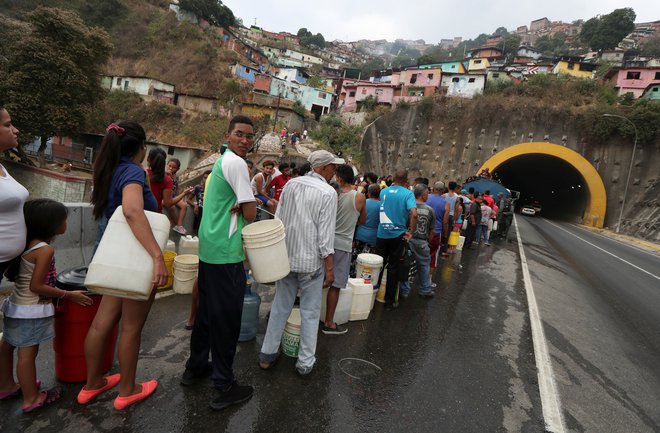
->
[0,106,28,285]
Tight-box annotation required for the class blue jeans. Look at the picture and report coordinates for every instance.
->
[476,224,489,244]
[403,238,432,295]
[259,267,324,371]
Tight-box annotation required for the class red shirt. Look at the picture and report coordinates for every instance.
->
[270,174,290,201]
[147,168,174,212]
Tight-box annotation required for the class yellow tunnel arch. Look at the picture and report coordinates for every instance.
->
[478,142,606,228]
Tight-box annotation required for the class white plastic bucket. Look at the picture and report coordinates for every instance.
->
[173,254,199,294]
[85,206,170,301]
[349,278,373,321]
[355,253,383,287]
[281,308,301,357]
[457,235,466,251]
[320,286,353,325]
[242,219,290,283]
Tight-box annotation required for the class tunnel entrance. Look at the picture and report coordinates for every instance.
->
[494,154,588,222]
[478,142,607,227]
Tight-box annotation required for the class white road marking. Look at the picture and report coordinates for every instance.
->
[514,215,566,433]
[569,223,660,258]
[545,220,660,281]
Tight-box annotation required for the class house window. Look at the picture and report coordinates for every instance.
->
[655,72,660,80]
[626,71,641,79]
[349,91,356,97]
[361,88,367,94]
[167,147,175,156]
[124,81,129,90]
[567,63,575,70]
[318,92,327,99]
[116,77,122,86]
[452,77,459,83]
[468,78,476,83]
[492,73,500,78]
[475,60,482,64]
[410,74,417,84]
[245,68,250,73]
[375,89,384,95]
[427,73,434,80]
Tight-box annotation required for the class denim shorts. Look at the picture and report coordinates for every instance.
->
[2,316,54,348]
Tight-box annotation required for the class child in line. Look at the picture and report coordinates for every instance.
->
[0,199,91,413]
[165,158,190,235]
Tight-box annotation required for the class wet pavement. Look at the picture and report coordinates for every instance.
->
[1,235,545,432]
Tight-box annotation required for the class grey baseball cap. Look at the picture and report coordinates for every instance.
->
[308,150,345,168]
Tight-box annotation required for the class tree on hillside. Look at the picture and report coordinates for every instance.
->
[493,26,508,37]
[0,7,112,166]
[297,28,326,48]
[580,8,636,51]
[179,0,235,27]
[501,34,522,55]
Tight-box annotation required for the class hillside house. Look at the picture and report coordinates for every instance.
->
[530,17,551,32]
[337,80,395,112]
[174,93,229,116]
[516,46,543,60]
[467,47,504,60]
[441,73,486,98]
[605,67,660,98]
[600,50,626,66]
[273,67,309,84]
[419,62,466,74]
[398,67,442,98]
[299,86,333,118]
[217,27,269,68]
[232,63,262,84]
[102,75,175,103]
[641,83,660,101]
[552,57,597,79]
[468,58,491,72]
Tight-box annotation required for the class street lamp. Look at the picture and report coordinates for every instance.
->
[603,113,638,233]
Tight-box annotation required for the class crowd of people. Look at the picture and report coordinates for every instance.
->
[0,110,516,414]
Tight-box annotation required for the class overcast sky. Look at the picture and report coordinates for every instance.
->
[223,0,657,44]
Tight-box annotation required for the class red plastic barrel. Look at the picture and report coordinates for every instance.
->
[54,267,118,383]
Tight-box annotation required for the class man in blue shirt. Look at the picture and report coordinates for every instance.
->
[375,169,417,309]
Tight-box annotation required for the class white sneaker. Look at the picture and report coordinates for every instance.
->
[173,225,187,235]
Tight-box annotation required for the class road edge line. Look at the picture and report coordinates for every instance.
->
[514,215,566,433]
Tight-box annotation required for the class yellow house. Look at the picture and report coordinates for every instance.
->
[552,58,597,79]
[468,57,490,72]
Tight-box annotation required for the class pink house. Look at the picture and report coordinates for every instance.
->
[338,79,396,112]
[607,67,660,98]
[393,67,442,105]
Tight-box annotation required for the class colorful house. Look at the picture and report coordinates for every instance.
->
[641,83,660,101]
[397,67,442,99]
[468,58,491,72]
[419,62,466,74]
[441,73,486,98]
[606,67,660,98]
[552,57,597,79]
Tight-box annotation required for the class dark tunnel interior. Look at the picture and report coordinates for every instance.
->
[493,154,589,222]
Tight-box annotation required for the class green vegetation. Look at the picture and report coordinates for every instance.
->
[640,36,660,57]
[297,28,325,49]
[309,114,364,163]
[0,7,112,166]
[580,8,636,51]
[178,0,235,27]
[86,90,228,148]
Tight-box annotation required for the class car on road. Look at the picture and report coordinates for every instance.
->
[521,206,536,216]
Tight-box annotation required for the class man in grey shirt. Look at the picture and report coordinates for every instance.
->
[401,184,436,298]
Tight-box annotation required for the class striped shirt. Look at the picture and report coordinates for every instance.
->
[276,172,337,273]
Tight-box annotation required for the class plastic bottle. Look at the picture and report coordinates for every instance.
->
[239,281,261,342]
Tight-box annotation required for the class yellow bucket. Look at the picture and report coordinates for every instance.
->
[160,250,177,289]
[448,231,460,246]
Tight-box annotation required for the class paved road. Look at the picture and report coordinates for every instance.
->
[515,216,660,433]
[1,234,544,432]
